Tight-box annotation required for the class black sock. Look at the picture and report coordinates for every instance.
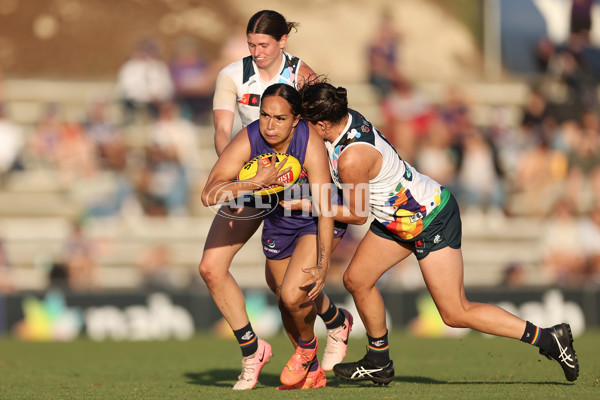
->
[319,302,345,330]
[520,321,553,350]
[366,331,390,367]
[233,322,258,357]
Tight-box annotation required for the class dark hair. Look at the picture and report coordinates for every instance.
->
[246,10,299,40]
[262,83,303,117]
[300,82,348,124]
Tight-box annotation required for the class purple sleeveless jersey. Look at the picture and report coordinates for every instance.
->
[246,119,345,260]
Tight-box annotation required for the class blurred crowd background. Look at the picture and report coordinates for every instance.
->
[0,0,599,295]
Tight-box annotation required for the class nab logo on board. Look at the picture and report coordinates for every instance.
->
[85,293,194,341]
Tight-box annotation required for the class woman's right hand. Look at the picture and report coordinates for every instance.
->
[253,154,292,188]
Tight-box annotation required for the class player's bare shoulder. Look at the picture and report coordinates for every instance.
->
[297,61,318,89]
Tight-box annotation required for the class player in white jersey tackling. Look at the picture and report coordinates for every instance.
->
[297,81,579,385]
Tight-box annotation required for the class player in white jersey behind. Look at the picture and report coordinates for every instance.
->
[297,81,579,385]
[213,11,314,155]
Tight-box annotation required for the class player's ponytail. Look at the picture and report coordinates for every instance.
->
[335,87,348,108]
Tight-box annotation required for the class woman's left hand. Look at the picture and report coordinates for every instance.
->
[279,198,313,212]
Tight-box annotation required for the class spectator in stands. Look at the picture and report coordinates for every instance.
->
[147,101,201,177]
[540,197,587,287]
[565,110,600,210]
[534,35,556,74]
[117,38,174,125]
[134,145,187,217]
[27,102,63,168]
[84,155,138,219]
[486,105,523,186]
[549,34,597,119]
[500,262,526,288]
[413,114,458,188]
[520,88,550,147]
[136,243,175,291]
[62,220,98,292]
[134,103,192,217]
[455,129,506,225]
[58,119,97,186]
[169,38,216,124]
[438,85,474,153]
[81,97,138,220]
[570,0,593,43]
[366,12,402,98]
[82,98,128,171]
[0,239,15,294]
[133,101,198,216]
[0,102,24,185]
[512,136,568,217]
[379,76,433,164]
[28,102,97,187]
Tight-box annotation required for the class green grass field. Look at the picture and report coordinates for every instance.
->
[1,330,599,399]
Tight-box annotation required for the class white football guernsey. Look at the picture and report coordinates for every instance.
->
[213,52,303,128]
[326,109,450,240]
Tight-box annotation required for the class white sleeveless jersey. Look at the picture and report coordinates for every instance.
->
[326,109,450,240]
[215,52,302,127]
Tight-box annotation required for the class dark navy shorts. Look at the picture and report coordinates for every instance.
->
[369,193,462,261]
[262,219,347,260]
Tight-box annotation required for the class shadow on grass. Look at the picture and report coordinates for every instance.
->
[185,370,282,388]
[185,371,574,388]
[395,376,573,386]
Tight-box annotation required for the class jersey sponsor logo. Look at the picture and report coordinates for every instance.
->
[415,239,425,253]
[415,240,424,248]
[267,238,276,248]
[348,128,361,140]
[409,212,423,223]
[239,93,261,106]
